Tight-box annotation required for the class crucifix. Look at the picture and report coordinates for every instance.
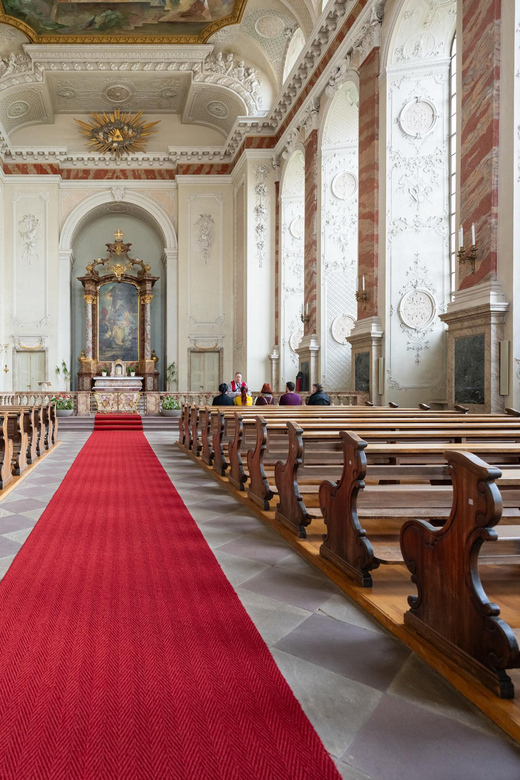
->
[114,228,124,241]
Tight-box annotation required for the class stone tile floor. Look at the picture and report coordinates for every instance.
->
[0,429,519,779]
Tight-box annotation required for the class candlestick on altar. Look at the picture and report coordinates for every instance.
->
[471,223,476,246]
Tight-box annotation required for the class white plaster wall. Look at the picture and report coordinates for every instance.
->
[176,177,234,391]
[382,60,452,406]
[245,156,275,391]
[320,81,359,390]
[280,150,304,387]
[1,178,62,391]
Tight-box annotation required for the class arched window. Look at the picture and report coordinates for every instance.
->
[280,150,305,385]
[320,81,359,389]
[283,28,305,83]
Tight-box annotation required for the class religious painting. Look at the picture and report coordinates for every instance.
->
[0,0,243,42]
[98,281,139,362]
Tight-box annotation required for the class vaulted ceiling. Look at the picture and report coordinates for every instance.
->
[0,0,318,163]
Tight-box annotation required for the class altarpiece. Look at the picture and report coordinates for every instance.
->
[77,230,159,405]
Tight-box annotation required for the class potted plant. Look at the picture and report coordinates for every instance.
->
[50,393,74,417]
[100,363,110,377]
[127,362,138,377]
[160,394,181,417]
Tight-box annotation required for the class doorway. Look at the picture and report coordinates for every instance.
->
[189,350,221,392]
[17,351,46,391]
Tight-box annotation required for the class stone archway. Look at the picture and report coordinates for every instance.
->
[59,191,178,394]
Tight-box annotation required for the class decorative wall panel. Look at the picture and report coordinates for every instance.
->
[12,191,49,328]
[187,193,224,325]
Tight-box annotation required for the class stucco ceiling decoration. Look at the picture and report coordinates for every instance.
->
[75,108,160,156]
[0,0,248,44]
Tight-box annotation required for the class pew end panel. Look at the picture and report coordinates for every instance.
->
[228,412,248,491]
[247,416,274,510]
[200,408,214,466]
[212,411,229,476]
[319,431,379,588]
[0,412,13,489]
[275,421,312,539]
[401,450,520,698]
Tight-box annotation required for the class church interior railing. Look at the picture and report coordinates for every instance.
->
[0,390,368,415]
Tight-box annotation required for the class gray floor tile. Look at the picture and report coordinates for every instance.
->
[273,550,330,581]
[319,594,387,634]
[334,760,372,780]
[3,527,33,544]
[204,511,261,535]
[16,507,46,521]
[275,612,410,692]
[271,648,382,759]
[0,514,38,534]
[198,525,244,549]
[345,694,520,780]
[0,498,48,514]
[218,528,295,566]
[0,536,22,557]
[241,566,339,612]
[235,588,311,645]
[213,549,270,587]
[387,654,507,737]
[0,554,16,580]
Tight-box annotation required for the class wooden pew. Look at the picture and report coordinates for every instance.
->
[400,450,520,699]
[0,412,13,489]
[318,433,520,586]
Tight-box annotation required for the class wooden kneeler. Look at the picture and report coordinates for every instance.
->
[400,450,520,698]
[320,431,379,588]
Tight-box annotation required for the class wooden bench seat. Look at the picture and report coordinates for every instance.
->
[399,450,520,699]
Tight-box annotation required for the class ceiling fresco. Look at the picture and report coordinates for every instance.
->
[0,0,247,43]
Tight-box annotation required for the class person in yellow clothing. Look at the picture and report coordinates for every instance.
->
[234,384,253,406]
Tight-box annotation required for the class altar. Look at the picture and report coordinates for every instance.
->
[77,229,160,400]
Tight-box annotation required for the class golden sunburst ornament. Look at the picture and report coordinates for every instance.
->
[74,109,160,158]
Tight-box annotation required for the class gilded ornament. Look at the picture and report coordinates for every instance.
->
[84,294,95,305]
[141,294,154,304]
[74,109,159,158]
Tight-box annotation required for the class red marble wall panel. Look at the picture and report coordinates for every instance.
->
[177,162,230,176]
[357,47,379,319]
[275,179,280,346]
[2,163,177,179]
[304,129,319,336]
[459,0,501,289]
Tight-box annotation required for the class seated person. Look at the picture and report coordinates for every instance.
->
[279,381,302,406]
[307,382,331,406]
[228,371,246,399]
[213,383,234,406]
[255,383,276,406]
[234,384,253,406]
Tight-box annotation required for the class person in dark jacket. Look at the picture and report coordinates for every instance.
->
[213,383,234,406]
[279,381,302,406]
[307,383,331,406]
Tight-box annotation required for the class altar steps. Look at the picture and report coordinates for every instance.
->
[58,416,180,435]
[94,414,143,432]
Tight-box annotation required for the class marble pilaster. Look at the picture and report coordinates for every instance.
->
[303,128,319,338]
[274,178,280,348]
[357,46,380,319]
[459,0,501,288]
[84,294,94,360]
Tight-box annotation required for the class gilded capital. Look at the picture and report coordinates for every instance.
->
[141,294,154,304]
[84,294,95,305]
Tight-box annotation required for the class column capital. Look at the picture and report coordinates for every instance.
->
[351,2,383,68]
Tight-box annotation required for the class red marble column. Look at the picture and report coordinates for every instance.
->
[459,0,501,289]
[304,128,319,336]
[357,47,379,319]
[274,179,280,346]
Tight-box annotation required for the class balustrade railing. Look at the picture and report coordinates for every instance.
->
[0,389,368,415]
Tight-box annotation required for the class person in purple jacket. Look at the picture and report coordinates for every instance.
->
[278,381,302,406]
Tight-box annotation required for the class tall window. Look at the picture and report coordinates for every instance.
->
[449,34,457,298]
[283,28,305,83]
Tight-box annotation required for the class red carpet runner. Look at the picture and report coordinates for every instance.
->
[94,413,143,431]
[0,430,340,779]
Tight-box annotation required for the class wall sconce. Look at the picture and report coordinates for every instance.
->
[458,223,478,274]
[355,276,368,308]
[300,303,310,325]
[0,344,9,373]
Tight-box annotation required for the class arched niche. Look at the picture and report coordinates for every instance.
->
[60,192,177,393]
[279,149,305,387]
[71,213,166,390]
[320,80,359,390]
